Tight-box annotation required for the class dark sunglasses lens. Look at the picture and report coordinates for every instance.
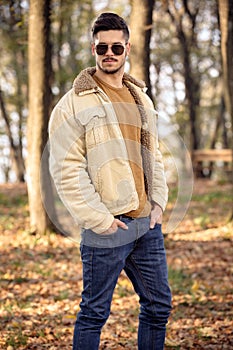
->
[95,44,125,55]
[96,44,108,55]
[111,45,125,55]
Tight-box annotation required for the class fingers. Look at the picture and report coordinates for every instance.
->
[150,218,156,229]
[150,214,162,229]
[150,204,163,229]
[101,219,128,235]
[115,219,128,230]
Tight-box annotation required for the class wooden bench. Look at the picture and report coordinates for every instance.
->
[192,149,232,176]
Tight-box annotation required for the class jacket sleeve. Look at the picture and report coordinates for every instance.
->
[49,98,114,234]
[151,138,169,211]
[145,96,168,211]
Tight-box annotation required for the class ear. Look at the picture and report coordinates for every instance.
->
[126,42,131,56]
[91,43,95,56]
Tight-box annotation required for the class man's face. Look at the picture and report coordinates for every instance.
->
[92,30,130,75]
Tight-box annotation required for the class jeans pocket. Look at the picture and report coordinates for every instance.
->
[149,223,162,230]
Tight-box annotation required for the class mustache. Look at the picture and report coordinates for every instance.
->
[103,58,118,62]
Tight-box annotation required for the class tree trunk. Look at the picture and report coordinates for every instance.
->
[178,30,200,151]
[27,0,55,234]
[129,0,155,99]
[165,0,200,152]
[218,0,233,148]
[0,2,27,182]
[0,89,25,182]
[218,0,233,126]
[218,0,233,219]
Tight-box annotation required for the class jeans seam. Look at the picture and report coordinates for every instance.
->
[89,249,94,301]
[130,254,156,309]
[82,247,94,305]
[128,255,156,348]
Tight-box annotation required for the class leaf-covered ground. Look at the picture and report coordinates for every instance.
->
[0,180,232,349]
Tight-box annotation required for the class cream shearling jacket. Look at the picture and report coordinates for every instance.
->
[49,67,168,234]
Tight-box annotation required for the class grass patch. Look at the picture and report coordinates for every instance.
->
[33,263,53,277]
[54,289,70,301]
[168,187,178,202]
[194,213,210,228]
[0,193,28,207]
[168,267,192,294]
[192,191,232,203]
[6,329,28,348]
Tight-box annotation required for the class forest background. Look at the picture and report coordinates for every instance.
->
[0,0,232,349]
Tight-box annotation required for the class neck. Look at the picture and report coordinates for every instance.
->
[94,68,124,88]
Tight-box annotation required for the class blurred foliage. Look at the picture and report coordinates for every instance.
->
[0,0,232,182]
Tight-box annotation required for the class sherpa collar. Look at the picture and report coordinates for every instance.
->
[73,67,146,95]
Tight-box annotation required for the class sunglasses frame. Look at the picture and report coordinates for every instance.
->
[95,43,127,56]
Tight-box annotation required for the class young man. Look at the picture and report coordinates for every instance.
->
[49,12,171,350]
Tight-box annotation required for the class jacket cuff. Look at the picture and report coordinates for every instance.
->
[151,200,164,212]
[151,195,167,212]
[89,214,115,234]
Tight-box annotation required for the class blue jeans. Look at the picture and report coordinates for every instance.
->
[73,217,172,350]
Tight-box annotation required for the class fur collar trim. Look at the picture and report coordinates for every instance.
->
[73,67,146,95]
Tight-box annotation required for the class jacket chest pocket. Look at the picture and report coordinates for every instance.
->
[77,107,115,149]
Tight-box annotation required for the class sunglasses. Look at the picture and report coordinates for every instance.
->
[95,43,126,56]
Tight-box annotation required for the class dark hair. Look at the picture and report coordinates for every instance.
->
[91,12,129,41]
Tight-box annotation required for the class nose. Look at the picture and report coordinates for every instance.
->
[105,45,114,55]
